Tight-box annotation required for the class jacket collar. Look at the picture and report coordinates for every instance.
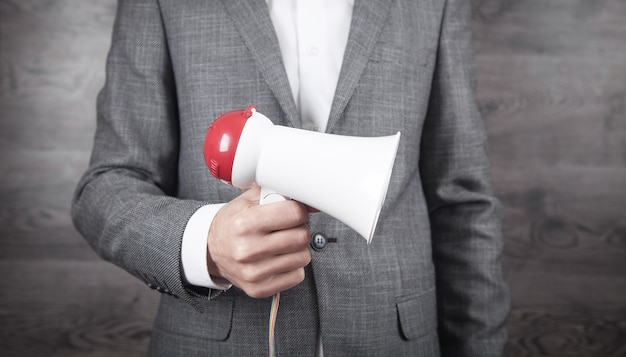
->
[221,0,394,132]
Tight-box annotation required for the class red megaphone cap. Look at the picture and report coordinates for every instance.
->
[203,105,256,185]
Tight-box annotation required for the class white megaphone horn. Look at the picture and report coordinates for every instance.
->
[203,106,401,243]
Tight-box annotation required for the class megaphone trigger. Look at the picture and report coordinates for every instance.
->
[260,187,288,204]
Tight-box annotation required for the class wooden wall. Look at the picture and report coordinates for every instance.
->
[0,1,160,356]
[0,1,624,356]
[472,0,626,355]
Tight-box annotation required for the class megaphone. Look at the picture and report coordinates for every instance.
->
[203,106,400,243]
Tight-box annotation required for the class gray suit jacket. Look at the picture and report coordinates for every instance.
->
[72,0,510,355]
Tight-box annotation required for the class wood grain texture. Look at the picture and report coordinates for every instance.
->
[0,1,161,356]
[0,0,624,356]
[472,0,626,356]
[0,261,159,357]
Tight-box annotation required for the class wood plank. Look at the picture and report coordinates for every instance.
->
[472,0,626,356]
[505,305,626,357]
[0,261,159,357]
[0,0,115,152]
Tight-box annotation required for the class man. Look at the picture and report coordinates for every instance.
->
[72,0,510,355]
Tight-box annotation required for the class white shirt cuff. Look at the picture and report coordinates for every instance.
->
[181,204,232,290]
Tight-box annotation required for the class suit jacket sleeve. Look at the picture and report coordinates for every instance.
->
[71,0,207,310]
[419,0,510,355]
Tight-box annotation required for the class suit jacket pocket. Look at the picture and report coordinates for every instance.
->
[396,287,437,340]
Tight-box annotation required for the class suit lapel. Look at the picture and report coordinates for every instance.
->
[221,0,395,131]
[220,0,300,128]
[327,0,395,133]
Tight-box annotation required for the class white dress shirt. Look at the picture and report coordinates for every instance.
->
[181,0,353,290]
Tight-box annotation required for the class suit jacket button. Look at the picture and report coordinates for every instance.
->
[311,232,327,251]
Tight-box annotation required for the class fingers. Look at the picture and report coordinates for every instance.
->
[236,248,311,299]
[206,186,314,298]
[230,186,310,232]
[243,268,308,299]
[218,224,312,297]
[247,200,310,232]
[229,223,311,263]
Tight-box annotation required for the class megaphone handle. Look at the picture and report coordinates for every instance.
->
[260,187,287,204]
[258,186,285,357]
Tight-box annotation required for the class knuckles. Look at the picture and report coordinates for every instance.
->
[293,226,311,248]
[230,214,255,236]
[287,201,309,225]
[246,286,274,299]
[231,244,255,264]
[239,265,264,284]
[242,268,307,299]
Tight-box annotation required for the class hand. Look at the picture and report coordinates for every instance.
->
[206,186,312,298]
